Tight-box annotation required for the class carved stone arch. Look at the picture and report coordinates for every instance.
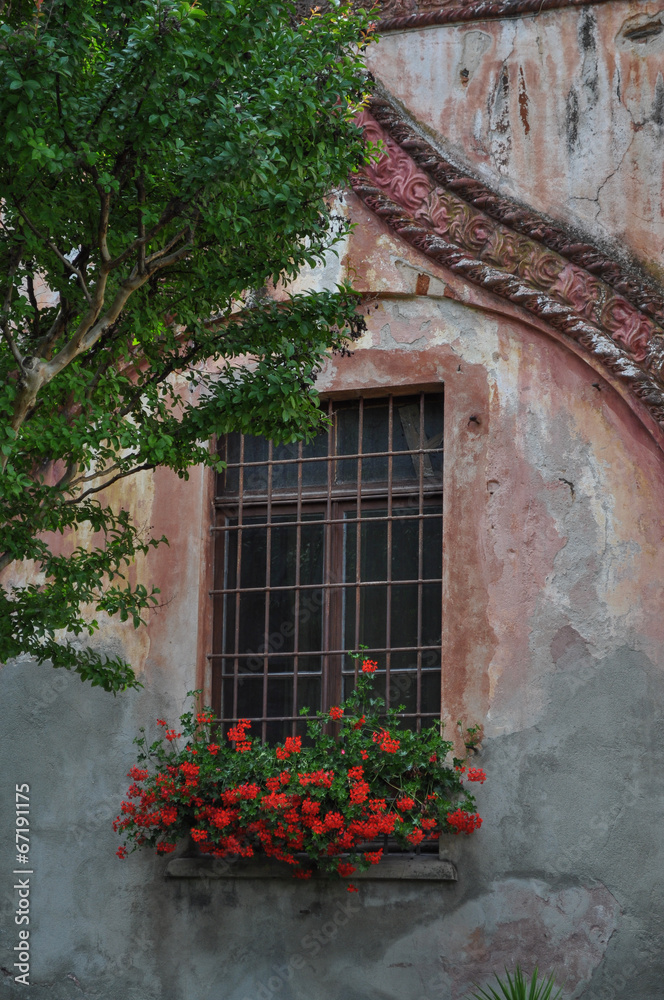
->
[349,98,664,453]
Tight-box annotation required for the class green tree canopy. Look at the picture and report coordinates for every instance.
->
[0,0,375,692]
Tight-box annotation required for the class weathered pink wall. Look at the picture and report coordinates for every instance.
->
[366,2,664,283]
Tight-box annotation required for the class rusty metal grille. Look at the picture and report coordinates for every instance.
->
[210,392,444,742]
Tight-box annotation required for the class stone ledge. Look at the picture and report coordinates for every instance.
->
[166,856,457,881]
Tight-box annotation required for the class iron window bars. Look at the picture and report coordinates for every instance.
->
[210,392,444,744]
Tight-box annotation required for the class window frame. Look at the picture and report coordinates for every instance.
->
[209,391,445,741]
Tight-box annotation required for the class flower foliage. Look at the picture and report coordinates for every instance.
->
[115,657,484,887]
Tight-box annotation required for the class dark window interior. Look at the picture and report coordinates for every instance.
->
[210,393,444,743]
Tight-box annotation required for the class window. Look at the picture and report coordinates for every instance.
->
[210,392,444,743]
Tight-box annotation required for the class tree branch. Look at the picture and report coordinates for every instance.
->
[63,462,157,504]
[1,255,24,368]
[98,190,111,264]
[136,173,146,275]
[13,202,92,305]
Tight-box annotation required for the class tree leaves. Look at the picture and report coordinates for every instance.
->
[0,0,376,692]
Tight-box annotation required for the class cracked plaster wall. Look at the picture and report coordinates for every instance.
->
[366,1,664,284]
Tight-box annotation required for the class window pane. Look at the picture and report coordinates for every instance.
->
[335,402,358,483]
[296,676,321,715]
[421,670,441,718]
[361,399,389,482]
[236,676,263,718]
[389,670,418,713]
[422,582,442,646]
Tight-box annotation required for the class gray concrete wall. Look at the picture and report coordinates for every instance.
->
[2,640,664,999]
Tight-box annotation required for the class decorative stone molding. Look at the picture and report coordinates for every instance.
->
[378,0,615,32]
[351,98,664,435]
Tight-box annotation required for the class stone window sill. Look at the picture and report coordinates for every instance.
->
[166,855,457,882]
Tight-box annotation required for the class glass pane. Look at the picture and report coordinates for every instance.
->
[237,592,266,665]
[422,509,443,579]
[221,677,235,719]
[301,431,330,487]
[391,395,444,482]
[423,394,445,480]
[361,399,389,482]
[236,676,264,718]
[296,676,321,715]
[391,512,420,581]
[421,670,441,717]
[240,522,267,589]
[335,402,358,483]
[266,677,293,719]
[390,648,418,672]
[270,440,300,490]
[422,582,442,646]
[344,510,388,584]
[343,669,386,704]
[222,434,241,492]
[298,590,323,653]
[265,720,291,745]
[388,671,418,713]
[242,436,270,493]
[297,655,323,673]
[391,583,418,648]
[224,522,237,590]
[300,519,324,585]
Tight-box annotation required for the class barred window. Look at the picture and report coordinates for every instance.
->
[210,392,444,743]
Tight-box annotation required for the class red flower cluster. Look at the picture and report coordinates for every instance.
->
[372,729,400,754]
[127,767,149,781]
[446,809,483,835]
[165,730,182,741]
[361,659,378,673]
[276,736,302,760]
[396,796,415,811]
[467,768,487,784]
[297,770,334,788]
[228,719,251,754]
[329,706,344,721]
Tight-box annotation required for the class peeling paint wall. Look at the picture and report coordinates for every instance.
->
[3,7,664,1000]
[367,2,664,283]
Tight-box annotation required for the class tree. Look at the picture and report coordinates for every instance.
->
[0,0,375,693]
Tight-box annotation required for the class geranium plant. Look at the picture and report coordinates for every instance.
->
[115,655,485,890]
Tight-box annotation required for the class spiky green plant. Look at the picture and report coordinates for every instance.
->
[469,965,562,1000]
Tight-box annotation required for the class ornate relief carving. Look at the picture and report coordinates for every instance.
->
[352,104,664,434]
[379,0,615,32]
[367,99,664,332]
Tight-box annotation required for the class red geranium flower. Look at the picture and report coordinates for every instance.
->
[467,768,487,784]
